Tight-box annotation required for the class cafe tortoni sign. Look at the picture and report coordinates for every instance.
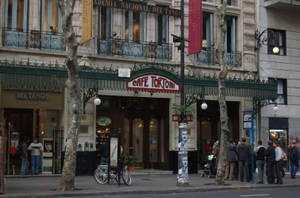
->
[127,74,180,93]
[93,0,181,17]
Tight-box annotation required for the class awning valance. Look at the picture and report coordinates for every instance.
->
[0,60,277,100]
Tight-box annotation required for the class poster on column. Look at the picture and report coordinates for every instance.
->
[110,137,118,167]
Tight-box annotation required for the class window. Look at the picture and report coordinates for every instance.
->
[98,7,111,40]
[225,16,236,53]
[5,0,28,31]
[157,14,168,44]
[268,29,286,55]
[202,12,213,49]
[123,11,146,43]
[270,78,287,105]
[41,0,62,34]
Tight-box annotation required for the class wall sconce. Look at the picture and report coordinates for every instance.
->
[201,101,208,110]
[94,95,101,106]
[172,114,193,122]
[273,103,279,112]
[185,114,193,121]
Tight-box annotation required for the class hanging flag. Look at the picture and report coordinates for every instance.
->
[188,0,202,54]
[82,0,93,43]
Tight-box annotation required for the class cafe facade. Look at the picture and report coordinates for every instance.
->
[0,0,276,174]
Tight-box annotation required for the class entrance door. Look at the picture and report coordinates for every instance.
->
[5,109,33,175]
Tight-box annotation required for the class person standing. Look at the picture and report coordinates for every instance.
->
[254,140,266,184]
[237,138,251,182]
[274,141,283,184]
[224,139,238,180]
[288,139,299,179]
[19,140,29,176]
[28,138,43,175]
[265,140,275,184]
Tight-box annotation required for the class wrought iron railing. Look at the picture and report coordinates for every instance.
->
[2,28,64,51]
[98,38,172,61]
[198,48,242,67]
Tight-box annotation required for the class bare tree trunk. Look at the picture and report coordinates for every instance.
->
[57,0,82,191]
[215,0,230,185]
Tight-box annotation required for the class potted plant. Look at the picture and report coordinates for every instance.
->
[125,154,137,172]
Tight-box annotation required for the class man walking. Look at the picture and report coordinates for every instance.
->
[288,139,299,179]
[265,140,275,184]
[28,138,43,175]
[255,140,265,184]
[224,139,238,180]
[237,138,251,182]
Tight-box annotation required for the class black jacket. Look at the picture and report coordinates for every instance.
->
[265,146,275,163]
[237,143,251,161]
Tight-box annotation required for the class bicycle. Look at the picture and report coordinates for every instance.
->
[94,161,132,185]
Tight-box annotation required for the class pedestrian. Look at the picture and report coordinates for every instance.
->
[205,140,212,155]
[224,139,238,180]
[265,140,275,184]
[237,138,251,182]
[213,140,220,169]
[273,141,283,184]
[288,139,299,179]
[19,140,29,176]
[28,138,43,175]
[254,140,266,184]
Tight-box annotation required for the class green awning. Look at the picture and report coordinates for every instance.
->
[0,59,277,99]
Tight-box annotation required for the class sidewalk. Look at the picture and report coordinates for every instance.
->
[1,171,300,198]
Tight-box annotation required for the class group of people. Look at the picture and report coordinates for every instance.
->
[19,138,43,176]
[205,138,299,184]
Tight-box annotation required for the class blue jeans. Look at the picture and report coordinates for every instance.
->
[20,158,29,176]
[290,160,299,177]
[31,155,40,175]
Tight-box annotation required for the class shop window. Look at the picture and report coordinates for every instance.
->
[5,0,28,31]
[270,78,287,105]
[269,129,288,153]
[98,7,111,40]
[268,29,286,56]
[42,0,62,34]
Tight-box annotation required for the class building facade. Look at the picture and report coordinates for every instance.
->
[0,0,275,175]
[258,0,300,154]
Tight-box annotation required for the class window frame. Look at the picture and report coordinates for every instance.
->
[269,78,287,105]
[41,0,62,35]
[267,28,286,56]
[4,0,29,32]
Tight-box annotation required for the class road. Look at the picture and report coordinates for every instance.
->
[76,187,300,198]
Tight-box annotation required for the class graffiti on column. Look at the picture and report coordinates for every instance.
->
[178,123,188,184]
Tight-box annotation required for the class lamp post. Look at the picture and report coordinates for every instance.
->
[254,28,279,140]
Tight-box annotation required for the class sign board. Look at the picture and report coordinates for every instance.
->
[127,74,180,93]
[243,111,253,130]
[118,68,131,78]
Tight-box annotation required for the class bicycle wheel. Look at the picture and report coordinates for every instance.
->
[121,168,132,185]
[94,167,108,184]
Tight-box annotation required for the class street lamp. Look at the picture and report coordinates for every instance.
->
[201,101,208,110]
[94,96,101,106]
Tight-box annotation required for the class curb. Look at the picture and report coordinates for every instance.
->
[1,183,300,198]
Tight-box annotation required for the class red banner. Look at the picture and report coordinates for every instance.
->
[188,0,202,54]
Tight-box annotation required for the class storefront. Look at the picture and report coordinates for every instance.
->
[0,60,278,174]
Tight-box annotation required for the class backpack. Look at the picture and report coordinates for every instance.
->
[291,147,298,161]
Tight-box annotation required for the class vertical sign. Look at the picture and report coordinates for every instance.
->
[188,0,202,54]
[110,137,118,167]
[82,0,93,43]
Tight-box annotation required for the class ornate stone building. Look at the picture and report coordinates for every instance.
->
[0,0,275,175]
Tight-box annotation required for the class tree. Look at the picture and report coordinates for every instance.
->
[215,0,230,185]
[57,0,82,191]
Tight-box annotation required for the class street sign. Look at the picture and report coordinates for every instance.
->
[243,111,253,129]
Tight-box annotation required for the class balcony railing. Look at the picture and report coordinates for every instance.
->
[203,0,239,7]
[197,48,242,67]
[98,39,172,61]
[2,28,64,51]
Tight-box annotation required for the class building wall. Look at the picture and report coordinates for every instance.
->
[0,0,259,158]
[259,3,300,143]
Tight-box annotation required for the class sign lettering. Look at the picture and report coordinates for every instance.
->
[127,74,180,93]
[93,0,181,17]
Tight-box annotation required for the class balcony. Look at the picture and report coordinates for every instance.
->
[197,48,242,67]
[264,0,300,9]
[202,0,239,7]
[98,39,172,61]
[2,28,64,51]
